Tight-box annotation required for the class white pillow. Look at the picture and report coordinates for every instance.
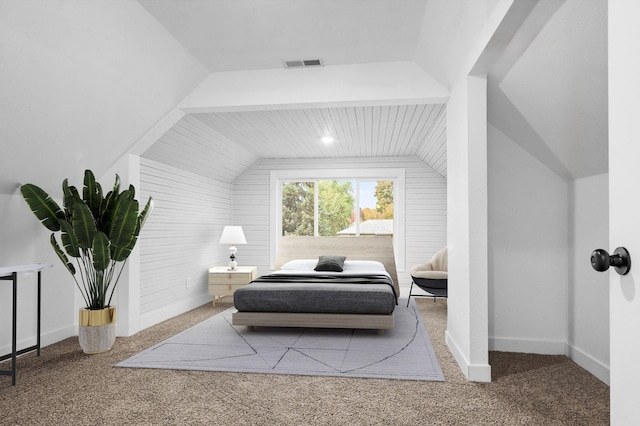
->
[280,259,318,271]
[342,260,385,271]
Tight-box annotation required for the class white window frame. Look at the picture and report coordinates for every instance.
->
[270,168,405,271]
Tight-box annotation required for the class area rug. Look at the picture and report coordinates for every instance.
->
[116,298,444,381]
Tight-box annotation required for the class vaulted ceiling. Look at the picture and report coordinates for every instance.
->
[138,0,448,180]
[487,0,607,180]
[138,0,428,73]
[0,0,607,196]
[138,0,607,183]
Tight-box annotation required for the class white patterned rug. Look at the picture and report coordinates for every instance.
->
[116,298,444,381]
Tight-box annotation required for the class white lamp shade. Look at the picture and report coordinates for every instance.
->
[219,226,247,245]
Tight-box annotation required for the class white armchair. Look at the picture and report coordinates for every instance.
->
[407,247,448,306]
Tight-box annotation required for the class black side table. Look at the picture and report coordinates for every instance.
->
[0,264,52,385]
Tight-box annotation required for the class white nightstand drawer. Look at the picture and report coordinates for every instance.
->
[208,266,257,305]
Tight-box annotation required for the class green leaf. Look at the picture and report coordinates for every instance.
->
[59,220,80,258]
[82,169,103,218]
[111,244,133,263]
[92,231,110,271]
[98,175,122,232]
[100,190,116,232]
[72,201,97,249]
[62,182,80,221]
[50,234,76,276]
[20,184,64,231]
[112,174,121,194]
[138,197,154,230]
[109,193,138,248]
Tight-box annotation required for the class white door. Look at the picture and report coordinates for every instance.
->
[608,1,640,423]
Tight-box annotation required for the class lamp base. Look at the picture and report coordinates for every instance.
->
[228,253,237,270]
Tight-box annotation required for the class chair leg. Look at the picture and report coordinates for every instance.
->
[406,281,415,307]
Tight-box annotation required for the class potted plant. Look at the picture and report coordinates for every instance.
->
[20,170,153,353]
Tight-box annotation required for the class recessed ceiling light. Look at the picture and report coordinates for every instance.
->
[321,136,335,144]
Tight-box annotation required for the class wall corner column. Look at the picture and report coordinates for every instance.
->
[446,74,491,382]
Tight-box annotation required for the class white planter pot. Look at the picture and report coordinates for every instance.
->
[78,307,116,354]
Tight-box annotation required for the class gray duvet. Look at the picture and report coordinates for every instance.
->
[233,273,397,315]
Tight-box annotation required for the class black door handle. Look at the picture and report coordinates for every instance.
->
[591,247,631,275]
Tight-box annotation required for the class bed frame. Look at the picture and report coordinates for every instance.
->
[231,236,399,333]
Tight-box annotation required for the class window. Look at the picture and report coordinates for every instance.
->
[282,180,393,237]
[271,169,405,269]
[351,180,394,236]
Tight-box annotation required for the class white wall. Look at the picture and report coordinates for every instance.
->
[418,0,520,383]
[136,158,232,331]
[179,62,448,112]
[488,124,568,354]
[488,121,610,385]
[446,75,491,382]
[414,0,504,88]
[0,194,75,356]
[0,0,209,349]
[568,173,609,383]
[0,0,208,196]
[232,156,447,288]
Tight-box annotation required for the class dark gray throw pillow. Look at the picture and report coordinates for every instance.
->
[314,255,347,272]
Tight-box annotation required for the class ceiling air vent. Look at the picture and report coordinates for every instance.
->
[283,59,324,69]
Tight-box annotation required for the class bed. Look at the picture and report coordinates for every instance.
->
[231,236,399,333]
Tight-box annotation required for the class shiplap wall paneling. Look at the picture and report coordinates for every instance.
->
[404,163,447,269]
[142,115,258,184]
[139,158,232,315]
[230,168,271,274]
[232,156,446,285]
[191,105,447,168]
[416,105,447,178]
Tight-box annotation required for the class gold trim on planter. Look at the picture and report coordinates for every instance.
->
[79,307,116,327]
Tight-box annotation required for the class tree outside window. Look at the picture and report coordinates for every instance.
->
[281,179,393,237]
[318,180,354,236]
[375,180,394,219]
[282,182,314,236]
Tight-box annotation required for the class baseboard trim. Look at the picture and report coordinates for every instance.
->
[489,336,566,355]
[0,324,75,357]
[139,293,211,333]
[446,331,492,382]
[567,344,610,385]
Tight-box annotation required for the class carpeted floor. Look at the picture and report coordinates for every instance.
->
[0,299,609,425]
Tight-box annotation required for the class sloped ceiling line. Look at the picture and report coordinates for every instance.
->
[142,115,258,184]
[416,105,447,178]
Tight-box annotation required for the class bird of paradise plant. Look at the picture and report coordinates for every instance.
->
[20,170,153,310]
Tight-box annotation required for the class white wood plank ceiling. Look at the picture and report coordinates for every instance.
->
[142,104,447,182]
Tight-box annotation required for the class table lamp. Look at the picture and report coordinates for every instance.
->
[219,226,247,270]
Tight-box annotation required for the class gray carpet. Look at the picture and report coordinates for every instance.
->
[117,298,444,381]
[1,299,610,425]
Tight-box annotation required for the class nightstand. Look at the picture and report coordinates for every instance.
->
[208,266,257,306]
